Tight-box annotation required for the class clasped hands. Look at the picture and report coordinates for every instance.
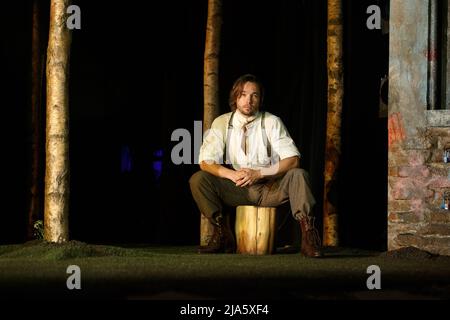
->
[229,168,262,187]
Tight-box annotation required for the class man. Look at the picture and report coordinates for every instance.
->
[190,74,322,257]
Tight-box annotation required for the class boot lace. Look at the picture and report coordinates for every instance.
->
[304,217,322,248]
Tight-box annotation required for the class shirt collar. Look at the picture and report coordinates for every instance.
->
[234,110,261,129]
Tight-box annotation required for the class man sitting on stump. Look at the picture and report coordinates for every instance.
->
[189,74,322,258]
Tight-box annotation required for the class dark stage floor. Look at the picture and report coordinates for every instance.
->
[1,241,450,301]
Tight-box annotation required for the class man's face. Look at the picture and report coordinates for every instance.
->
[236,81,261,117]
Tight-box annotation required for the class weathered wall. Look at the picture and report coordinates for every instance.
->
[447,5,450,107]
[388,0,450,255]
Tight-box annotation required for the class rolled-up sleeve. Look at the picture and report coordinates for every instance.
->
[268,117,301,160]
[198,117,226,164]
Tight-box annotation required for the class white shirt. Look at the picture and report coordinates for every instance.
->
[199,110,300,170]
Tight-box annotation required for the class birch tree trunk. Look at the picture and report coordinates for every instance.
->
[28,0,45,239]
[45,0,72,243]
[323,0,343,246]
[200,0,222,246]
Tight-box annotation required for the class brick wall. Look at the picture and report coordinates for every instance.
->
[388,0,450,256]
[388,127,450,255]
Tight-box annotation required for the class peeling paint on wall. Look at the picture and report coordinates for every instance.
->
[388,0,450,256]
[388,112,406,146]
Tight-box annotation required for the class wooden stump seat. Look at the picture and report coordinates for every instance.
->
[200,206,277,255]
[235,206,277,255]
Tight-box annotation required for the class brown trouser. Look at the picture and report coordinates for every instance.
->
[189,168,316,221]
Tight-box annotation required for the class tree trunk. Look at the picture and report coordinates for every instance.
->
[28,0,45,240]
[323,0,343,246]
[200,0,222,246]
[203,0,222,131]
[45,0,72,243]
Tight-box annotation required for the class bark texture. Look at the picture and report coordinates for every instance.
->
[201,0,222,246]
[44,0,72,243]
[323,0,343,246]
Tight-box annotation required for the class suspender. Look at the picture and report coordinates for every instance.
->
[223,111,235,165]
[223,111,272,165]
[261,111,272,159]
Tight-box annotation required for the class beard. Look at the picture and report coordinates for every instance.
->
[238,105,257,116]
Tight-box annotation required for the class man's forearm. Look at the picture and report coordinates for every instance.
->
[199,156,300,185]
[260,156,300,179]
[200,161,235,180]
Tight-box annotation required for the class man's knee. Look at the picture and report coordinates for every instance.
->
[287,168,308,178]
[189,170,213,188]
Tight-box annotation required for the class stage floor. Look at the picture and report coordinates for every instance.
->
[1,241,449,300]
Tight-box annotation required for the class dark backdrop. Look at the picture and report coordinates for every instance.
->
[1,0,387,250]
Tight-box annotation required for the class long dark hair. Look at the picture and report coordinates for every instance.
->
[228,74,265,111]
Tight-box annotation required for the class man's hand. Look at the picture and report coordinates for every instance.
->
[227,170,247,184]
[199,161,255,185]
[235,168,262,187]
[199,156,300,187]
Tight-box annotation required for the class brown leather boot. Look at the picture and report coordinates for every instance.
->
[299,216,323,258]
[198,214,236,254]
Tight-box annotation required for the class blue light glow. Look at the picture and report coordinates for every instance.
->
[121,145,132,173]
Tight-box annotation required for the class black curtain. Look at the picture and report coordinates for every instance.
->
[341,0,388,250]
[1,0,387,250]
[160,0,328,245]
